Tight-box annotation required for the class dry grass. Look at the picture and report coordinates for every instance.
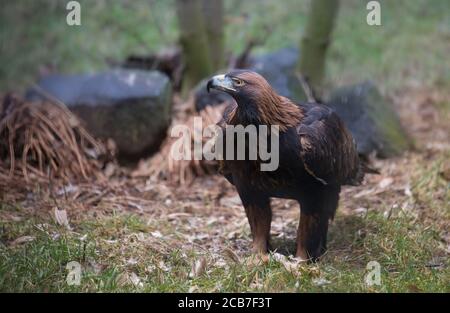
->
[131,97,227,185]
[0,94,108,187]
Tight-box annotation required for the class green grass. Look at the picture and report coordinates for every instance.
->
[2,152,447,292]
[0,154,448,292]
[1,206,447,292]
[1,0,449,92]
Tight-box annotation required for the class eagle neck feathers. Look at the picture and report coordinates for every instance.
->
[227,90,303,132]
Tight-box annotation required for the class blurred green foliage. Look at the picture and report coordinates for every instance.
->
[0,0,449,92]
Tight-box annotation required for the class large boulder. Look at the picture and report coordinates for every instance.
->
[248,46,306,103]
[194,46,306,111]
[27,69,172,161]
[326,81,411,157]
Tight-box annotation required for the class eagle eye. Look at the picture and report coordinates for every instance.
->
[232,78,245,87]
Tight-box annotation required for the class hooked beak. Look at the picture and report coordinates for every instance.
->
[207,74,236,93]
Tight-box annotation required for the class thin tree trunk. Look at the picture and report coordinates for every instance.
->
[298,0,340,96]
[202,0,224,70]
[176,0,213,95]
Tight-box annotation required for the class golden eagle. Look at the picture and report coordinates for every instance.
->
[207,70,371,262]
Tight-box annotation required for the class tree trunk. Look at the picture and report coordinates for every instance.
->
[176,0,213,95]
[298,0,340,96]
[201,0,224,70]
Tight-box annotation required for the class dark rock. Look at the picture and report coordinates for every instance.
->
[123,47,183,91]
[194,78,234,111]
[27,69,172,161]
[248,46,306,103]
[326,81,411,157]
[194,46,306,111]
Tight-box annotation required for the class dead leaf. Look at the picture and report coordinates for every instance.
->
[189,257,207,278]
[103,162,116,177]
[129,272,144,288]
[158,260,171,272]
[404,184,413,197]
[86,260,106,274]
[378,177,393,189]
[223,248,240,264]
[53,207,71,230]
[166,213,192,220]
[126,258,138,265]
[354,207,368,216]
[272,253,303,276]
[408,284,422,293]
[353,188,376,198]
[219,195,242,208]
[150,231,163,238]
[312,277,330,286]
[10,235,35,246]
[116,273,129,287]
[439,161,450,181]
[116,272,143,288]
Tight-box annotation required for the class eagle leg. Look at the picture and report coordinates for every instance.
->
[296,186,340,262]
[238,189,272,254]
[296,211,329,262]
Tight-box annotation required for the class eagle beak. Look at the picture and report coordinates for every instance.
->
[207,74,236,93]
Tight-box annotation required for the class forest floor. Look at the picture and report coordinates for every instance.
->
[1,85,449,292]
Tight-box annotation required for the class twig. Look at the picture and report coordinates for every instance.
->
[295,72,317,103]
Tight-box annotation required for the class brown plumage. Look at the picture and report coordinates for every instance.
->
[207,70,369,262]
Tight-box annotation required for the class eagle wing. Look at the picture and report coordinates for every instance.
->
[296,105,362,186]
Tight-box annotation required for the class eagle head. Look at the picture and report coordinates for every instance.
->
[207,70,274,104]
[207,70,302,128]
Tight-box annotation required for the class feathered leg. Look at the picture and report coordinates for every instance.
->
[296,211,329,261]
[296,185,340,262]
[237,188,272,254]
